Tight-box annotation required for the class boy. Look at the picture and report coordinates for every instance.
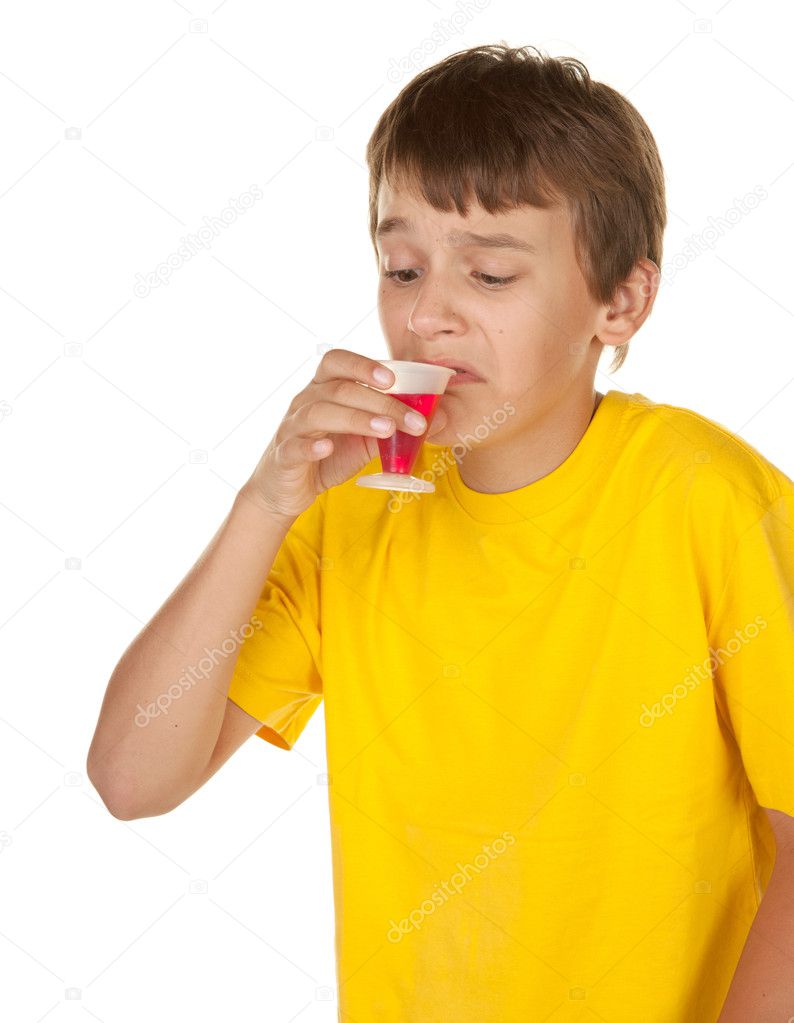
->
[87,44,794,1021]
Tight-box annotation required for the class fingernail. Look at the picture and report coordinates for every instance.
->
[373,368,393,386]
[405,411,426,432]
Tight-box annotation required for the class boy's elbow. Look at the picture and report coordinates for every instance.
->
[104,796,139,821]
[86,755,155,821]
[93,781,177,821]
[85,744,201,820]
[89,776,137,820]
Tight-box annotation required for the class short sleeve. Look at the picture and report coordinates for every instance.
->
[227,494,325,751]
[707,491,794,815]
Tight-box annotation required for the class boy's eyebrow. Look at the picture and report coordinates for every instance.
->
[376,216,537,254]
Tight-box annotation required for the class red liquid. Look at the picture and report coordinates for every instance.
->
[377,392,441,474]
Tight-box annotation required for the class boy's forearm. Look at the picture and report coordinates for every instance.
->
[717,850,794,1021]
[86,486,295,818]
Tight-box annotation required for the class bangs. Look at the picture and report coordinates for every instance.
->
[374,114,565,227]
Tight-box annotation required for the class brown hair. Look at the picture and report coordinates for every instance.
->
[365,43,666,373]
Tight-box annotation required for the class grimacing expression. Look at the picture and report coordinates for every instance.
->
[375,178,608,447]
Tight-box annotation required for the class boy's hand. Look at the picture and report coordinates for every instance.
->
[241,348,448,521]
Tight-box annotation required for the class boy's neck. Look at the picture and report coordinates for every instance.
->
[454,387,605,495]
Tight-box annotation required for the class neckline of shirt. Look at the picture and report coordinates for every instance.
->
[431,388,636,525]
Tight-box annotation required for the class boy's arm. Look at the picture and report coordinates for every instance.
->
[86,486,296,820]
[716,807,794,1022]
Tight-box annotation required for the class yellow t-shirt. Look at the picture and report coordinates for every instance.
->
[227,388,794,1022]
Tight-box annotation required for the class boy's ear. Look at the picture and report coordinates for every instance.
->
[596,257,661,349]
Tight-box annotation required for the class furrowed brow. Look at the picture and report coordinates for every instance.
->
[376,216,536,254]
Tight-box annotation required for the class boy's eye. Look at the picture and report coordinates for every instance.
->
[382,269,517,289]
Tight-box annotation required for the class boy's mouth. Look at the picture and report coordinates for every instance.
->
[445,371,483,385]
[414,357,484,382]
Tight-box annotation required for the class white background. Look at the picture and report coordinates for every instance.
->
[1,0,792,1020]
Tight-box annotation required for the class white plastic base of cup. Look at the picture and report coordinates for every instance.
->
[355,472,435,494]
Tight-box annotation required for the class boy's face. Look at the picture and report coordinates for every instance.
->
[374,176,613,456]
